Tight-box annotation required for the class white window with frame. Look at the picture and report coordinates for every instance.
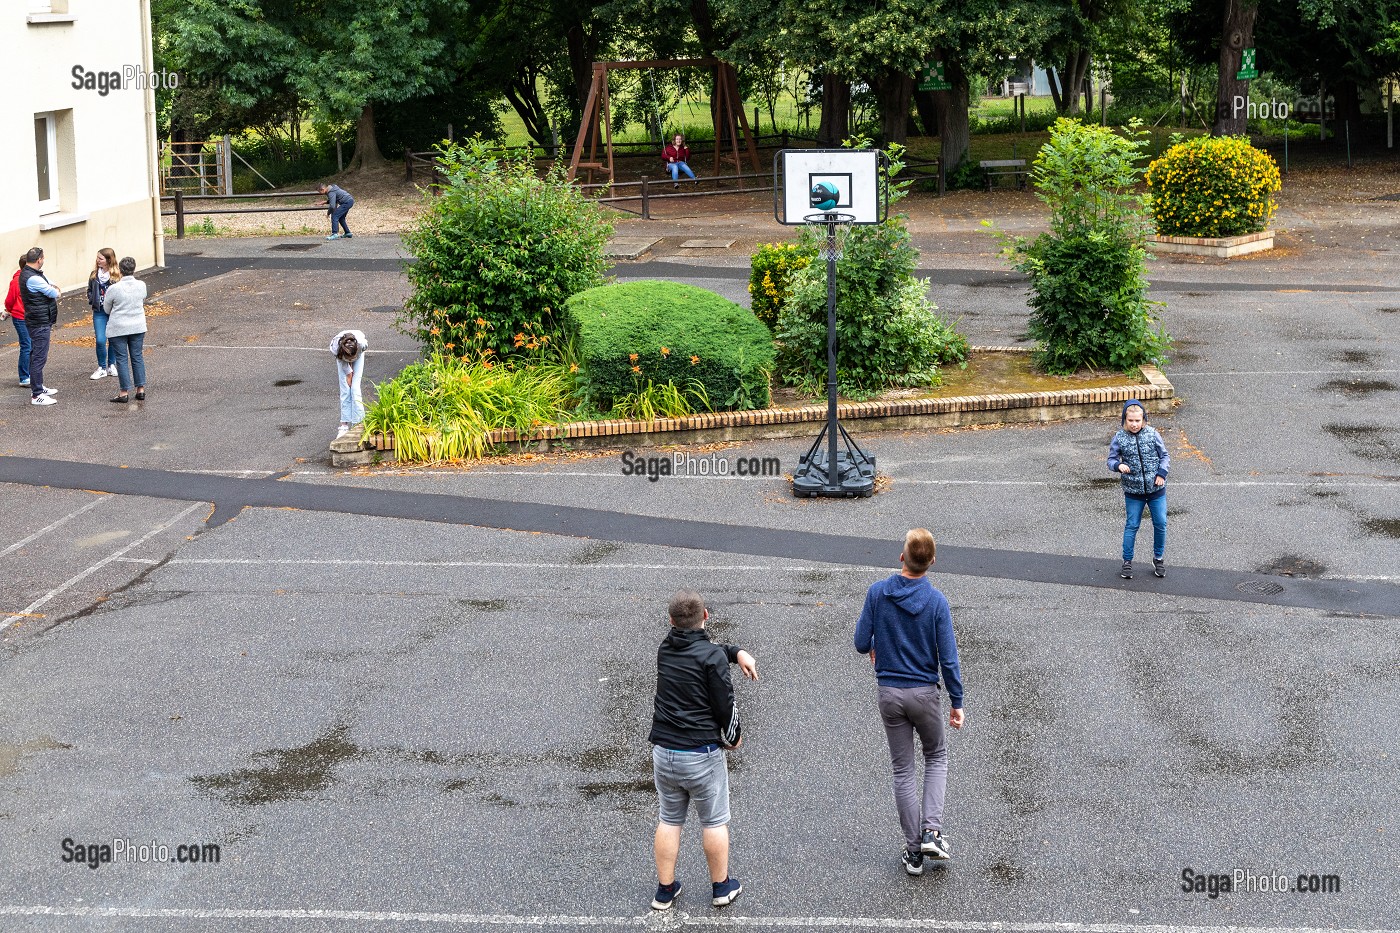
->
[35,113,59,215]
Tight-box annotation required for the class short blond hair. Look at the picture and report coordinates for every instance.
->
[903,528,936,574]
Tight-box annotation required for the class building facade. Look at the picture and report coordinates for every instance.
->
[2,0,164,293]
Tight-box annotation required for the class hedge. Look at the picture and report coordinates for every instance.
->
[564,281,775,411]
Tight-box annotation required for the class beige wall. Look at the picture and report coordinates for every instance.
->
[1,0,163,293]
[0,199,159,289]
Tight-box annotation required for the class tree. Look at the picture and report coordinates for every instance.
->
[1211,0,1259,134]
[296,0,461,169]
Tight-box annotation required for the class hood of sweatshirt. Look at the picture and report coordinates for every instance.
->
[1121,398,1147,425]
[884,573,934,615]
[664,626,711,650]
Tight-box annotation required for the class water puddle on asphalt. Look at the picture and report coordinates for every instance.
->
[273,379,303,387]
[0,737,73,779]
[1317,378,1398,398]
[1257,555,1328,578]
[191,724,362,806]
[1360,517,1400,539]
[1323,424,1400,465]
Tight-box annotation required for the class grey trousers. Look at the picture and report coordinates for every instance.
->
[877,684,948,851]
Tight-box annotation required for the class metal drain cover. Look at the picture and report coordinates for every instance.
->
[1237,579,1285,596]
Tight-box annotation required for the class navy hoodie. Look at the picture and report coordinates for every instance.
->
[855,574,963,707]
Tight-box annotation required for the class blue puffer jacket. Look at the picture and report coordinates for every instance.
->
[1107,399,1169,500]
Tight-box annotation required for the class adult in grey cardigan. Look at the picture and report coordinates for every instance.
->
[102,257,149,403]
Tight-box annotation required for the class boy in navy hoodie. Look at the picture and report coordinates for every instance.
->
[1107,399,1170,579]
[855,529,964,876]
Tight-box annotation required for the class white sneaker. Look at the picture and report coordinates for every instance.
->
[107,364,118,376]
[31,394,56,406]
[41,386,57,396]
[336,423,350,438]
[90,367,108,380]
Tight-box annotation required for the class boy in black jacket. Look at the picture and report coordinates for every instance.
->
[648,589,757,911]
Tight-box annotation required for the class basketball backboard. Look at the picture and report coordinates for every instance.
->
[773,148,888,225]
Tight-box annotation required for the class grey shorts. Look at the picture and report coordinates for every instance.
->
[652,745,730,827]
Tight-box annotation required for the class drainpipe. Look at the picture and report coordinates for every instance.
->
[139,0,165,268]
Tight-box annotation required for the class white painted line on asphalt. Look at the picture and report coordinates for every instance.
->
[158,345,416,354]
[0,906,1393,933]
[1167,368,1400,376]
[0,495,108,558]
[0,502,203,632]
[112,558,887,573]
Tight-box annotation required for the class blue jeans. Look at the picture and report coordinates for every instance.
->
[11,316,30,382]
[668,161,696,181]
[652,745,730,827]
[338,355,364,423]
[92,311,110,368]
[330,204,352,235]
[109,332,147,392]
[27,324,51,397]
[1123,493,1167,561]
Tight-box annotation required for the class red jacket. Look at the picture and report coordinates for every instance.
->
[4,270,21,320]
[664,143,690,164]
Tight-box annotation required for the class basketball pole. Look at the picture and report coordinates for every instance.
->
[824,216,839,490]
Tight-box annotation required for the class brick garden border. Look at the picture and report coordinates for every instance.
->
[331,347,1174,467]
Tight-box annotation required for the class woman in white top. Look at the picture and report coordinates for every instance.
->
[102,257,149,403]
[330,329,368,437]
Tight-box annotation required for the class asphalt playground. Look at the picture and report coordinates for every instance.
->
[0,208,1396,932]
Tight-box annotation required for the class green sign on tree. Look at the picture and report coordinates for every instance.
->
[918,62,952,92]
[1237,48,1259,80]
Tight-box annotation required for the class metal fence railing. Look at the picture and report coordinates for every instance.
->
[159,190,323,238]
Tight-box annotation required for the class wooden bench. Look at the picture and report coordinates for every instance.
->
[980,159,1028,191]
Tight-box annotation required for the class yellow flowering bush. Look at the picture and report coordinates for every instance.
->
[1145,135,1281,238]
[748,242,815,328]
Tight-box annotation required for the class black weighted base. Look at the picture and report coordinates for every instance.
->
[792,449,876,498]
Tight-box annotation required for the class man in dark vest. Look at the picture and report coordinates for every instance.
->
[19,247,60,406]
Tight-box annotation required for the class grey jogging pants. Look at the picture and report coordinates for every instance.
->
[877,684,948,851]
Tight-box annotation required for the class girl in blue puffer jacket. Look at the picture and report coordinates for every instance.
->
[1107,399,1169,579]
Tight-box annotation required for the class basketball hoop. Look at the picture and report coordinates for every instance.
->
[802,211,856,260]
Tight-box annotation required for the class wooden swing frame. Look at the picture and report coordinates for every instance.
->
[566,58,761,184]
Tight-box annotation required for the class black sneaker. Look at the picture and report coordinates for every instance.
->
[711,876,742,907]
[651,880,680,911]
[1153,558,1166,578]
[921,830,951,859]
[1120,560,1133,579]
[902,849,925,876]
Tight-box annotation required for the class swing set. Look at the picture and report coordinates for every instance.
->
[566,58,761,184]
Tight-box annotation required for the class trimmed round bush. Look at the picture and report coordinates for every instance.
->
[1145,135,1281,238]
[564,281,775,411]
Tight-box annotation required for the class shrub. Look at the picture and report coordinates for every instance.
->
[399,138,613,361]
[776,143,968,399]
[993,118,1169,375]
[748,242,815,328]
[1145,135,1281,238]
[564,281,775,411]
[363,354,578,461]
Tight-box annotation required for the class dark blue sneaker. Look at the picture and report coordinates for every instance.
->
[651,880,680,911]
[902,849,925,875]
[711,876,742,907]
[921,830,951,860]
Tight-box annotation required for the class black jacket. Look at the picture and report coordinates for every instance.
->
[87,273,112,314]
[649,627,742,750]
[19,267,58,327]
